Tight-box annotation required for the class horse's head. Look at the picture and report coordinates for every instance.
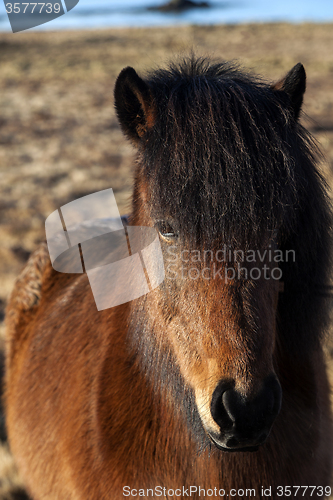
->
[114,58,323,452]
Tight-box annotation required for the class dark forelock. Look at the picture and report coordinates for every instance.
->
[138,57,321,248]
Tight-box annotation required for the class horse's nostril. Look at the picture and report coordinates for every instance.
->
[210,374,282,448]
[226,437,239,448]
[210,380,235,430]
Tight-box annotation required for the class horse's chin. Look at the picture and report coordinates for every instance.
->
[207,433,260,453]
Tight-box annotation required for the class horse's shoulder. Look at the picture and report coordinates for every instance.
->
[5,243,51,362]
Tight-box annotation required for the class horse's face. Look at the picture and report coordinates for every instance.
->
[142,215,282,452]
[114,60,306,451]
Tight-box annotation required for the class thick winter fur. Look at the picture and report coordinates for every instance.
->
[5,58,333,499]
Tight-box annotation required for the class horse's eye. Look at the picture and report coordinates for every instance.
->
[156,221,177,240]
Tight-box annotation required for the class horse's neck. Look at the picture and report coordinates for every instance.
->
[93,303,205,483]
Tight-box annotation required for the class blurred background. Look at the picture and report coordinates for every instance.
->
[1,0,333,30]
[0,1,333,498]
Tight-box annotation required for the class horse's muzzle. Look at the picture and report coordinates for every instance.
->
[209,374,282,452]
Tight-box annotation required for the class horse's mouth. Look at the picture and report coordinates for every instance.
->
[208,433,261,453]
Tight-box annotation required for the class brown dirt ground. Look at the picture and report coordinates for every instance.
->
[0,22,333,498]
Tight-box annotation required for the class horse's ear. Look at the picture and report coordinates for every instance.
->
[271,63,306,120]
[114,67,156,144]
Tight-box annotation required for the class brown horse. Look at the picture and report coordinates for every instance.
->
[5,58,333,499]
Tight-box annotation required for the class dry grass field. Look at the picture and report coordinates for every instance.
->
[0,22,333,498]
